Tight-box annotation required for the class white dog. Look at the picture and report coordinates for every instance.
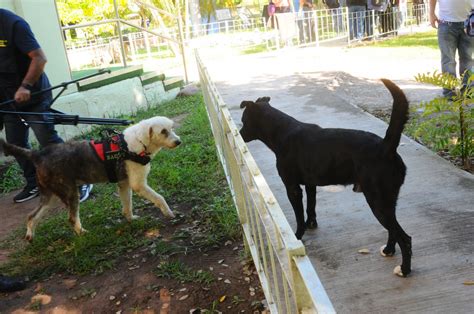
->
[0,116,181,241]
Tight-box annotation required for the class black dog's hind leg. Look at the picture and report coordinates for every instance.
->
[364,191,412,277]
[305,185,318,229]
[285,184,306,239]
[391,218,412,276]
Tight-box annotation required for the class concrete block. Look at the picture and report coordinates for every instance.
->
[83,77,146,118]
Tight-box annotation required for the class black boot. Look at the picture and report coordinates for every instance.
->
[0,275,26,292]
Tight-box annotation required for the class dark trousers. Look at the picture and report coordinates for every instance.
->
[2,96,63,188]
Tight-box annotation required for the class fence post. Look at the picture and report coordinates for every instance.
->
[346,7,351,45]
[287,242,313,312]
[313,10,319,47]
[113,0,127,67]
[371,10,375,39]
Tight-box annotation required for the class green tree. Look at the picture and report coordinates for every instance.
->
[56,0,132,38]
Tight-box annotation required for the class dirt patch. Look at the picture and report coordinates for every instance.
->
[0,245,265,313]
[0,193,266,313]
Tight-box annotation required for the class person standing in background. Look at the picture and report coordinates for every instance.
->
[347,0,367,40]
[429,0,474,98]
[413,0,425,25]
[274,0,292,13]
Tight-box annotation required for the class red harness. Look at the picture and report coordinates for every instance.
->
[89,132,151,182]
[90,137,121,161]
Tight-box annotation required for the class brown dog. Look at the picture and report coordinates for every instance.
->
[0,116,181,241]
[239,79,412,277]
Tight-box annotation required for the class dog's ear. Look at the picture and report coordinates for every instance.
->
[240,101,254,109]
[255,97,270,103]
[149,126,154,138]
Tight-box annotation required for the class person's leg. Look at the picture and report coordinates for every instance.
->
[365,9,374,37]
[349,6,356,40]
[4,114,37,188]
[355,6,365,39]
[458,23,474,87]
[438,22,459,97]
[25,99,63,147]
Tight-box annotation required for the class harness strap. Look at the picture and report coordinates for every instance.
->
[90,131,151,183]
[103,139,119,183]
[118,133,151,165]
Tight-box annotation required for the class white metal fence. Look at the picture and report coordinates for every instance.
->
[196,52,335,313]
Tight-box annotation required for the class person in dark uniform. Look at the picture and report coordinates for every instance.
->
[0,9,92,203]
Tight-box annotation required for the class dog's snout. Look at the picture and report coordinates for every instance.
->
[174,139,182,146]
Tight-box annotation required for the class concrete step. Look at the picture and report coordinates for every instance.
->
[163,77,184,91]
[140,71,166,86]
[77,65,144,91]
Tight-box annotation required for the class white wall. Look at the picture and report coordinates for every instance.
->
[0,0,14,10]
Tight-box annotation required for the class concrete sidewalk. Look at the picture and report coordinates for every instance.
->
[202,46,474,313]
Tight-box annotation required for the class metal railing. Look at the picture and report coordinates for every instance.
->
[61,4,430,79]
[196,51,335,313]
[61,0,189,83]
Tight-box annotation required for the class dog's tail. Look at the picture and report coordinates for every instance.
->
[381,79,409,156]
[0,139,35,161]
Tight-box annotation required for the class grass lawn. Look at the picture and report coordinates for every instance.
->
[369,30,438,49]
[0,94,240,279]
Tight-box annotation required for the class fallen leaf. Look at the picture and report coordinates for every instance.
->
[63,279,77,289]
[31,294,52,305]
[224,279,231,284]
[219,295,226,302]
[463,281,474,285]
[218,259,224,264]
[145,228,160,239]
[179,294,189,301]
[358,248,370,254]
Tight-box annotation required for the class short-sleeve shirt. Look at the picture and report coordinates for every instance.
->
[437,0,471,22]
[0,9,50,101]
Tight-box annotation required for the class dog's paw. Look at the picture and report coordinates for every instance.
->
[393,265,410,277]
[164,211,175,218]
[380,245,395,257]
[75,227,88,235]
[25,234,33,242]
[305,219,318,229]
[295,229,305,240]
[126,214,140,222]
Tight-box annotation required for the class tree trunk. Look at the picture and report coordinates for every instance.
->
[188,0,201,37]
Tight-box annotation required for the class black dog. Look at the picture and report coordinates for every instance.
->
[239,79,412,277]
